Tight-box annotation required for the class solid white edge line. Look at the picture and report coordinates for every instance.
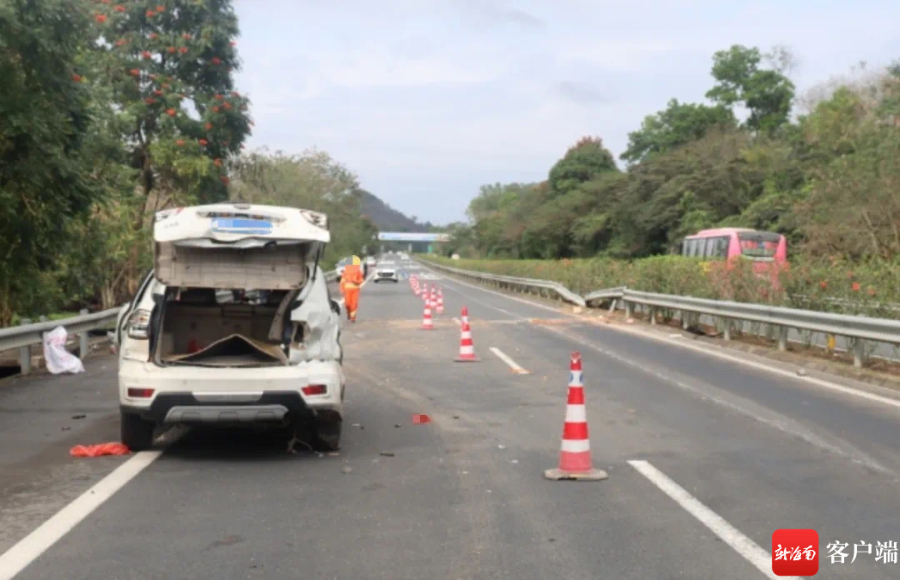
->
[425,264,900,413]
[489,347,530,374]
[628,460,796,580]
[0,451,163,580]
[612,324,900,412]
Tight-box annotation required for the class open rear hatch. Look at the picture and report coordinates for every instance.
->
[149,203,331,367]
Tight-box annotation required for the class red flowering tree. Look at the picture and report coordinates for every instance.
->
[87,0,252,206]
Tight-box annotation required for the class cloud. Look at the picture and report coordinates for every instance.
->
[558,41,678,71]
[556,81,612,105]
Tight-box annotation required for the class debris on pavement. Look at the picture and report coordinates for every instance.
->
[70,442,130,457]
[497,444,506,450]
[412,414,431,424]
[42,326,85,374]
[394,424,401,428]
[796,369,808,376]
[452,415,460,419]
[71,414,86,420]
[379,452,395,457]
[341,466,353,474]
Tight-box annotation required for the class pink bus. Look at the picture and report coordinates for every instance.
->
[681,228,788,274]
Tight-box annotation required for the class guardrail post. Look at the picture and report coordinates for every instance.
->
[777,326,788,351]
[608,299,617,314]
[682,311,689,330]
[853,339,865,369]
[650,308,657,326]
[723,319,731,341]
[19,318,33,375]
[624,301,633,318]
[79,308,89,357]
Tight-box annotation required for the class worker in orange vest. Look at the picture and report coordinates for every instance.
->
[340,255,364,322]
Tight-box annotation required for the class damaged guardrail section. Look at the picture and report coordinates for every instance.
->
[422,260,900,369]
[1,269,341,376]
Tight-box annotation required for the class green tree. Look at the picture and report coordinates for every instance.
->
[0,0,104,324]
[547,136,618,196]
[620,99,736,163]
[706,45,795,133]
[88,0,253,208]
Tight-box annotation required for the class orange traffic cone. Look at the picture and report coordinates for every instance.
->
[460,306,469,326]
[421,302,434,330]
[544,352,608,481]
[436,288,444,314]
[430,287,438,312]
[454,319,479,362]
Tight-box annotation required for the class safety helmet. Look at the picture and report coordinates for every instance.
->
[352,255,361,266]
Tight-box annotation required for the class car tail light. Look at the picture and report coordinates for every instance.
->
[127,309,152,339]
[127,388,155,398]
[302,384,327,396]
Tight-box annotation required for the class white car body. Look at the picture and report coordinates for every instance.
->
[374,261,399,283]
[115,203,346,451]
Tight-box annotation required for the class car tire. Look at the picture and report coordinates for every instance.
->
[314,411,342,451]
[120,410,155,451]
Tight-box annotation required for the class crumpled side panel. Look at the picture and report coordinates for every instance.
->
[290,268,342,362]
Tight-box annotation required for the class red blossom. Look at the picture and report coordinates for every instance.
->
[179,47,188,54]
[223,102,232,110]
[212,105,220,113]
[182,33,191,40]
[145,97,156,105]
[141,51,152,59]
[129,68,141,76]
[115,39,127,47]
[852,282,861,292]
[95,14,108,24]
[221,176,230,185]
[819,281,827,289]
[167,46,176,54]
[146,10,155,18]
[213,159,222,167]
[198,139,208,146]
[205,122,213,130]
[72,74,82,82]
[176,139,185,146]
[211,57,222,65]
[114,5,126,13]
[166,108,176,117]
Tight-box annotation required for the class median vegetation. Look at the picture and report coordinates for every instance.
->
[0,1,374,327]
[422,255,900,320]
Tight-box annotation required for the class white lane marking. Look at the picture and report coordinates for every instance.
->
[0,451,163,580]
[489,347,530,374]
[431,279,526,321]
[629,460,796,580]
[427,264,900,413]
[452,317,461,325]
[536,323,893,476]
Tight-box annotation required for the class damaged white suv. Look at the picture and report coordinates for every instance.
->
[115,203,345,451]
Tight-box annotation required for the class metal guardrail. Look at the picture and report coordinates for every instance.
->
[1,269,340,375]
[421,259,900,368]
[423,262,587,307]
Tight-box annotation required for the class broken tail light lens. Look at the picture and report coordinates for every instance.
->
[127,309,152,339]
[301,384,327,396]
[127,388,155,398]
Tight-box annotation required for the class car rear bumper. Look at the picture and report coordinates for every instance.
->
[121,391,314,424]
[118,359,344,423]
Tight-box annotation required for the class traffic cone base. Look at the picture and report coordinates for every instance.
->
[544,467,608,481]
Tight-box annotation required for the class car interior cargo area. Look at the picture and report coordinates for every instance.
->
[155,287,299,367]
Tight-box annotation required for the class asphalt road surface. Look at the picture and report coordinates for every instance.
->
[1,263,899,579]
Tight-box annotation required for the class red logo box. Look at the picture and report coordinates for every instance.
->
[772,529,819,576]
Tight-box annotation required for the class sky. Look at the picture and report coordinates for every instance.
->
[232,0,900,225]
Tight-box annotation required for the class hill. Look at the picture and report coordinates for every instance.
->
[357,189,430,232]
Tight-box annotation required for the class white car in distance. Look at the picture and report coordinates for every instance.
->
[374,260,399,283]
[115,203,346,451]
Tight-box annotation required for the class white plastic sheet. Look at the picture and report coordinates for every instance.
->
[42,326,85,374]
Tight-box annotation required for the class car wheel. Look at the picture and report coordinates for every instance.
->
[120,410,155,451]
[314,411,342,451]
